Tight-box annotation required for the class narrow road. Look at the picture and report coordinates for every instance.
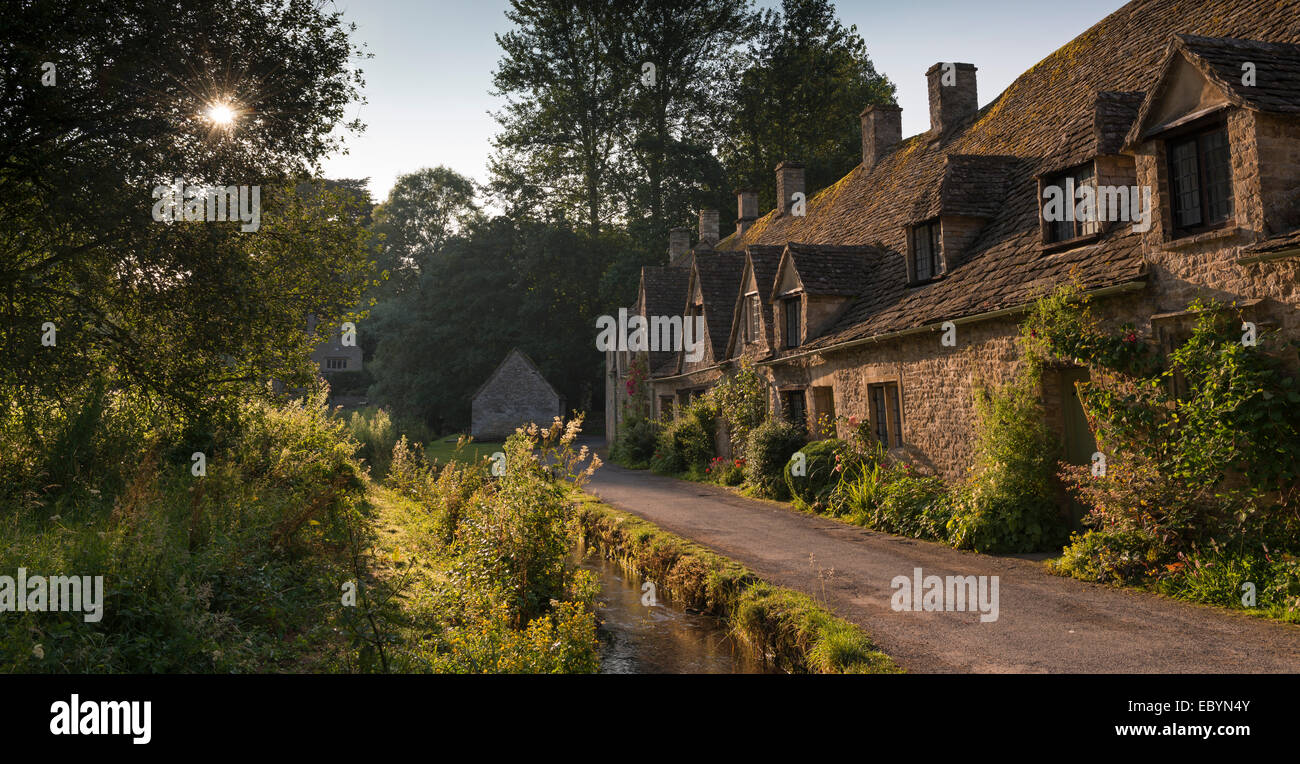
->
[585,462,1300,673]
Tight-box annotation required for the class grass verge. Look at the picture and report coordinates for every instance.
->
[574,495,901,674]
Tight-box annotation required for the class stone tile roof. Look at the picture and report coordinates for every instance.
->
[1176,34,1300,114]
[639,265,690,318]
[744,245,784,352]
[1241,227,1300,256]
[776,243,879,298]
[713,0,1300,355]
[693,253,748,363]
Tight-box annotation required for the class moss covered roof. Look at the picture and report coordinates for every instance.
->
[709,0,1300,353]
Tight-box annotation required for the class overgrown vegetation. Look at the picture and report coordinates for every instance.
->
[1,391,367,672]
[1025,283,1300,621]
[367,416,605,672]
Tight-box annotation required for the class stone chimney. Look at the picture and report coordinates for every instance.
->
[736,189,758,235]
[775,161,805,216]
[861,104,902,173]
[698,209,719,250]
[668,227,691,265]
[926,62,978,135]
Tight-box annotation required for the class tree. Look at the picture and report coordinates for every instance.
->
[721,0,896,208]
[0,0,372,422]
[371,167,483,294]
[489,0,630,234]
[620,0,753,239]
[367,217,610,433]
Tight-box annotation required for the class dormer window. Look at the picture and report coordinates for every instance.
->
[910,220,942,283]
[1167,124,1232,234]
[744,294,760,344]
[783,297,801,347]
[1043,163,1100,243]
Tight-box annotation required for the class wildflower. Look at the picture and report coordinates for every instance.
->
[1124,331,1137,343]
[32,644,44,660]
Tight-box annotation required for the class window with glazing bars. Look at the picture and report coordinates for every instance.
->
[1168,126,1232,233]
[911,221,942,282]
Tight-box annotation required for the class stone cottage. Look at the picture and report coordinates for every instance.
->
[607,0,1300,481]
[473,349,563,440]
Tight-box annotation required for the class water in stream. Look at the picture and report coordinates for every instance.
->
[575,545,776,674]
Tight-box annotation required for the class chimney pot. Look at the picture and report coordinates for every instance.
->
[775,161,805,216]
[735,189,758,235]
[668,227,691,265]
[861,104,902,173]
[926,62,978,135]
[698,209,719,249]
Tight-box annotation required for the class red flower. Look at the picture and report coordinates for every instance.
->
[1124,332,1137,343]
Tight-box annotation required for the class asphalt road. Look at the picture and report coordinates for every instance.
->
[585,462,1300,673]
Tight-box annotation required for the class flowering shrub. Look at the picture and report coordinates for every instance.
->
[706,359,767,460]
[1026,283,1300,616]
[705,456,745,486]
[648,397,717,476]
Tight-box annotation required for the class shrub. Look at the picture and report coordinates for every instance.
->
[610,416,657,467]
[1026,284,1300,595]
[744,419,806,499]
[649,399,717,476]
[348,407,398,477]
[1047,528,1163,585]
[784,439,847,512]
[870,472,953,540]
[946,367,1065,554]
[707,358,767,459]
[705,456,745,486]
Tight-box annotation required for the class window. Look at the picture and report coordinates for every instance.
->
[1044,163,1099,243]
[781,390,808,433]
[783,297,801,348]
[867,382,902,448]
[812,386,836,438]
[326,357,347,370]
[910,220,942,282]
[745,294,761,344]
[1167,125,1232,234]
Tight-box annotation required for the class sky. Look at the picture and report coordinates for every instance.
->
[320,0,1131,203]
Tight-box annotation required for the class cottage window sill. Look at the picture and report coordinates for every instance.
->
[1040,231,1102,255]
[1163,224,1244,251]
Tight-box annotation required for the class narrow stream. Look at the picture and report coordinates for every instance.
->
[575,544,776,674]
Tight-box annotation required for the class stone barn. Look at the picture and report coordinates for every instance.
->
[471,349,563,440]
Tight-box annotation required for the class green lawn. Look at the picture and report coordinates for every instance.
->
[422,436,504,466]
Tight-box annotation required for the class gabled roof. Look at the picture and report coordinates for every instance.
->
[1175,34,1300,114]
[771,243,879,300]
[1125,34,1300,147]
[723,245,784,360]
[639,265,690,319]
[471,348,558,402]
[713,0,1299,355]
[689,253,747,365]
